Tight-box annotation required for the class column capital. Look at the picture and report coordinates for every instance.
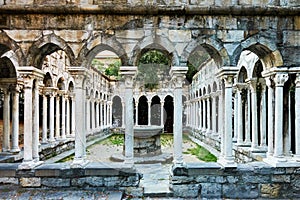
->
[68,67,88,89]
[18,66,45,88]
[274,73,289,87]
[265,77,274,88]
[120,66,137,88]
[170,66,188,88]
[247,78,258,92]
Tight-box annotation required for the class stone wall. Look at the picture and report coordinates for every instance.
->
[0,162,142,197]
[171,162,300,199]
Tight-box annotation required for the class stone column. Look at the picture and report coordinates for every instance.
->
[11,86,21,153]
[91,98,95,131]
[71,95,75,137]
[203,98,206,131]
[55,94,60,139]
[147,100,151,126]
[233,89,238,142]
[69,67,88,167]
[61,94,66,139]
[249,79,259,151]
[100,100,104,128]
[212,94,216,133]
[273,73,288,159]
[236,84,245,145]
[266,78,274,156]
[86,97,90,132]
[42,94,48,143]
[245,88,251,145]
[96,100,100,129]
[49,93,55,142]
[32,81,40,161]
[2,87,10,152]
[121,101,125,128]
[294,74,300,161]
[218,90,223,137]
[120,66,137,164]
[260,83,267,149]
[104,101,107,127]
[170,66,188,167]
[135,101,139,125]
[207,97,211,132]
[198,100,202,130]
[108,101,112,127]
[66,96,70,137]
[160,100,164,127]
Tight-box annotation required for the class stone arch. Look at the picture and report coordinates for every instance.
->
[233,35,283,69]
[80,35,128,68]
[237,67,248,83]
[208,85,212,94]
[0,32,24,66]
[43,72,53,87]
[182,36,230,68]
[27,34,76,69]
[67,79,75,92]
[131,35,179,66]
[213,82,218,92]
[56,76,66,90]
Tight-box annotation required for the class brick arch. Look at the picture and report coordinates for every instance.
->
[0,32,25,66]
[27,33,76,68]
[131,35,179,66]
[232,34,283,70]
[80,34,128,68]
[182,36,230,68]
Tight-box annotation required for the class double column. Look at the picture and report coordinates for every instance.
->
[120,66,137,164]
[170,66,188,167]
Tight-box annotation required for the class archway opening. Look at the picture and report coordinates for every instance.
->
[151,95,161,126]
[112,96,122,127]
[164,95,173,133]
[138,95,148,125]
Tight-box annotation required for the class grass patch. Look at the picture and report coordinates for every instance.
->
[184,144,217,162]
[98,134,124,146]
[57,154,74,163]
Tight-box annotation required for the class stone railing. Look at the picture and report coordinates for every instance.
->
[0,0,299,7]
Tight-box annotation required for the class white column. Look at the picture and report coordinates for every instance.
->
[249,80,259,151]
[233,90,238,142]
[91,99,95,131]
[120,66,137,164]
[86,97,90,131]
[260,84,267,149]
[207,97,211,132]
[212,94,216,133]
[104,101,107,127]
[32,82,40,161]
[294,74,300,161]
[147,100,151,126]
[135,101,139,126]
[100,100,104,128]
[198,100,202,130]
[266,78,274,156]
[245,88,251,145]
[273,73,288,159]
[11,87,20,153]
[203,98,206,131]
[218,75,236,167]
[160,101,164,127]
[96,100,100,129]
[42,94,48,143]
[71,96,75,137]
[66,96,70,137]
[236,86,244,145]
[55,95,60,139]
[108,101,112,126]
[2,88,10,152]
[121,101,125,128]
[218,90,223,137]
[61,94,66,139]
[49,93,55,142]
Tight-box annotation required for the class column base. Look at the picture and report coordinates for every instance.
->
[18,160,43,169]
[172,162,188,176]
[263,156,300,167]
[10,148,20,154]
[217,156,237,168]
[293,155,300,162]
[71,158,89,168]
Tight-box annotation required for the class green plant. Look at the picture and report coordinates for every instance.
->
[184,144,217,162]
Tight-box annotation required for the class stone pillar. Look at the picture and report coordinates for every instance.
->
[236,84,245,145]
[69,67,88,167]
[42,94,48,143]
[233,89,238,142]
[66,96,70,137]
[207,97,211,132]
[2,87,10,152]
[61,94,66,139]
[170,66,188,167]
[260,83,267,149]
[32,81,40,161]
[160,101,164,127]
[212,94,216,133]
[273,73,288,159]
[91,98,95,131]
[49,93,55,142]
[100,100,103,128]
[55,95,60,139]
[249,79,259,151]
[11,86,21,153]
[245,88,251,145]
[216,67,238,168]
[108,101,112,127]
[295,74,300,161]
[96,100,100,129]
[218,90,223,137]
[120,66,137,164]
[135,101,139,125]
[86,97,90,132]
[71,95,75,137]
[198,100,202,130]
[104,101,107,127]
[266,78,274,156]
[121,101,125,128]
[203,98,206,131]
[147,100,151,126]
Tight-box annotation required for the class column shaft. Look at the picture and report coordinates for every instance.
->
[250,81,258,150]
[295,74,300,160]
[260,86,267,148]
[32,83,39,161]
[55,95,60,139]
[237,89,243,145]
[71,97,75,137]
[148,101,151,126]
[23,84,33,162]
[49,94,55,142]
[2,89,10,152]
[66,97,70,137]
[266,78,274,156]
[42,95,48,143]
[11,89,20,152]
[61,95,66,139]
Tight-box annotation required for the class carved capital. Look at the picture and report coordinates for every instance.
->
[223,75,234,88]
[274,73,289,87]
[120,66,137,88]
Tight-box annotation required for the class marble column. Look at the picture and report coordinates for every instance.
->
[260,83,267,149]
[160,101,164,127]
[11,86,20,153]
[273,73,288,159]
[61,94,66,139]
[236,85,244,145]
[32,81,40,161]
[249,79,259,151]
[71,95,75,137]
[108,101,112,126]
[2,88,10,152]
[96,100,100,129]
[86,97,90,132]
[212,94,217,133]
[170,66,188,167]
[207,97,211,132]
[104,101,107,127]
[245,88,251,145]
[91,99,95,131]
[203,98,206,131]
[55,95,61,139]
[42,94,48,143]
[198,100,202,130]
[218,90,223,138]
[100,100,104,128]
[120,66,137,164]
[49,93,55,142]
[121,101,125,128]
[294,74,300,161]
[266,78,274,156]
[69,67,88,167]
[135,101,139,125]
[147,100,151,126]
[66,96,70,137]
[233,89,238,142]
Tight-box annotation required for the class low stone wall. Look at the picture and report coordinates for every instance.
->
[0,162,142,197]
[171,162,300,199]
